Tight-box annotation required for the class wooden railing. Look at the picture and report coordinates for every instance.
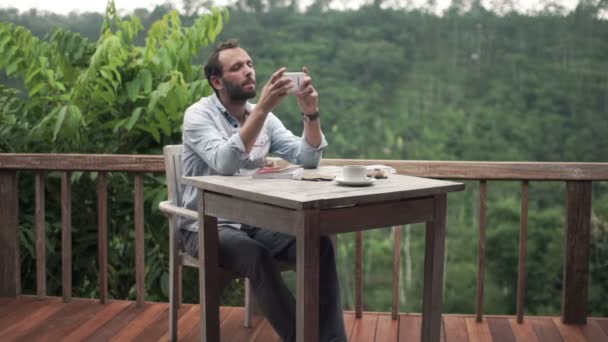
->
[1,154,606,325]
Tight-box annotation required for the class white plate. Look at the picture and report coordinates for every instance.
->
[335,177,376,187]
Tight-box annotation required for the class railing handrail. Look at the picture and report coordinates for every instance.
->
[1,153,607,180]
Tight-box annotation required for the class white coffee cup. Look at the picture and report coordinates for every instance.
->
[283,72,305,93]
[342,165,368,182]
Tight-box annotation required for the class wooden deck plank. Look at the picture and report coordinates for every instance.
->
[220,307,263,342]
[528,317,563,342]
[7,299,103,341]
[399,314,421,342]
[350,312,379,342]
[375,313,398,342]
[85,302,149,342]
[344,312,357,339]
[182,306,234,342]
[551,317,586,342]
[508,318,539,342]
[580,319,608,342]
[157,305,201,342]
[250,319,280,342]
[108,303,167,341]
[1,298,608,342]
[0,298,65,340]
[133,303,192,341]
[63,300,132,341]
[487,317,516,342]
[444,315,469,342]
[590,318,608,336]
[464,317,492,342]
[0,297,57,329]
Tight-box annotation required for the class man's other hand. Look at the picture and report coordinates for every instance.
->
[295,66,319,115]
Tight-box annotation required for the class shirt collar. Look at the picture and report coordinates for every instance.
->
[210,93,255,128]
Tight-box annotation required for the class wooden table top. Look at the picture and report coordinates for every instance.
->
[183,167,465,210]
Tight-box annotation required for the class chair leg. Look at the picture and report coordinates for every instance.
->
[178,264,183,308]
[169,226,180,341]
[244,278,253,328]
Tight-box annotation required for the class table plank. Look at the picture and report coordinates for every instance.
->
[184,172,464,209]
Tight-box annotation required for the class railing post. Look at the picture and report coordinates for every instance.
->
[562,181,592,324]
[62,172,72,302]
[134,174,145,307]
[355,231,363,318]
[35,172,47,297]
[516,181,529,323]
[98,172,108,304]
[476,180,487,322]
[0,171,19,297]
[392,226,402,320]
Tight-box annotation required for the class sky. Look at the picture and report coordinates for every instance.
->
[0,0,582,15]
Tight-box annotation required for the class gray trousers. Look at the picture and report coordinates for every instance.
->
[181,225,347,342]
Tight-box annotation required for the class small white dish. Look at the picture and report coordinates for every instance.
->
[335,177,376,187]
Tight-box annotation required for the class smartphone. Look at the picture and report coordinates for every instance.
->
[283,72,305,93]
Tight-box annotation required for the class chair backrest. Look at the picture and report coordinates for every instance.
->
[163,144,184,205]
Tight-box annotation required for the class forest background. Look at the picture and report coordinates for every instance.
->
[1,0,608,317]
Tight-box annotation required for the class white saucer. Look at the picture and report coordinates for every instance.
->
[335,177,376,187]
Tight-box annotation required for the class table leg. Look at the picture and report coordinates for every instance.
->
[296,209,320,342]
[422,194,447,342]
[198,191,220,342]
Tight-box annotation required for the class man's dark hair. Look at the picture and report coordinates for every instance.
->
[204,39,241,95]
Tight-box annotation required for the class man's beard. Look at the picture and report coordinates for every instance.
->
[224,78,256,102]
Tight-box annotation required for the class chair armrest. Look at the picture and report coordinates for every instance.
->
[159,200,198,220]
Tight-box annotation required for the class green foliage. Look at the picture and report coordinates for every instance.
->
[1,1,228,303]
[0,0,228,153]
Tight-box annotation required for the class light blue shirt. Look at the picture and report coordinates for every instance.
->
[180,93,328,231]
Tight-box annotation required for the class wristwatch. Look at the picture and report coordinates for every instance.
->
[302,112,320,122]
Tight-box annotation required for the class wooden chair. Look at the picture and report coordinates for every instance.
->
[159,144,294,341]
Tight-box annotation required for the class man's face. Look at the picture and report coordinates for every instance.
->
[215,47,256,102]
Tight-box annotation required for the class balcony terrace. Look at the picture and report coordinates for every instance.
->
[1,153,607,341]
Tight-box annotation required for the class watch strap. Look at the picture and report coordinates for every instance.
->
[302,112,320,121]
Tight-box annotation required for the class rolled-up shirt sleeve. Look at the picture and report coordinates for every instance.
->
[267,113,328,168]
[183,107,249,175]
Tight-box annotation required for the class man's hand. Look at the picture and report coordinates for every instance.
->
[295,67,319,115]
[255,67,291,115]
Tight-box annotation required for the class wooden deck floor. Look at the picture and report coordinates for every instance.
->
[1,296,607,341]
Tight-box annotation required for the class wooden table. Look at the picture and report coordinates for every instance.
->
[182,171,464,342]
